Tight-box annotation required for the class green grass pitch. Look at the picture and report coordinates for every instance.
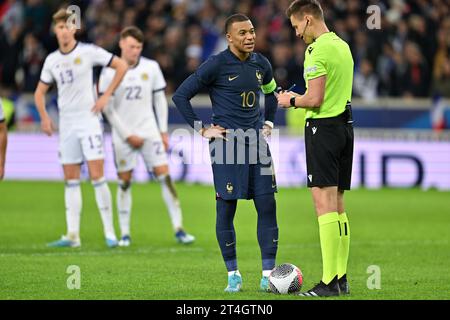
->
[0,181,449,300]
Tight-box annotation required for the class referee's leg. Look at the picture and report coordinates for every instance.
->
[311,186,340,286]
[336,121,354,294]
[298,186,342,296]
[337,190,350,294]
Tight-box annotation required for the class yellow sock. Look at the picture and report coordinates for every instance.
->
[337,212,350,278]
[318,212,340,284]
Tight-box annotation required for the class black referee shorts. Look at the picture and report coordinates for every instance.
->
[304,106,354,190]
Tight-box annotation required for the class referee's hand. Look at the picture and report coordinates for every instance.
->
[199,125,229,141]
[276,91,295,108]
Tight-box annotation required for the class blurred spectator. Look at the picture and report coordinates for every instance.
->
[23,0,50,37]
[18,32,46,92]
[0,0,24,35]
[399,41,430,97]
[122,8,137,28]
[377,43,398,96]
[271,42,294,90]
[352,30,371,71]
[353,59,379,102]
[290,40,306,93]
[0,0,24,90]
[432,19,450,97]
[0,0,448,98]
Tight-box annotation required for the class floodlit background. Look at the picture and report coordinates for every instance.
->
[0,0,449,300]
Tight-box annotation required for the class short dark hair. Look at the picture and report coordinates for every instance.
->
[120,26,144,43]
[285,0,324,20]
[224,14,251,34]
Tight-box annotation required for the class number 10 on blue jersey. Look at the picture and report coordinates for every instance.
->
[240,91,256,108]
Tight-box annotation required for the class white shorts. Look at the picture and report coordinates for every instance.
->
[59,127,105,164]
[113,136,168,173]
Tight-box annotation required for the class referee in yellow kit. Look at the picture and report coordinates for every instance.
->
[278,0,354,297]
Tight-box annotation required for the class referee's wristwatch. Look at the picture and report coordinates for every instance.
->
[290,96,296,108]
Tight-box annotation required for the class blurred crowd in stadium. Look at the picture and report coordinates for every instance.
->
[0,0,449,101]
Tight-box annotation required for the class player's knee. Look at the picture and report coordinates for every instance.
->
[63,166,81,180]
[87,160,105,180]
[64,173,80,180]
[118,179,131,191]
[89,172,104,181]
[216,198,237,230]
[314,201,334,215]
[65,179,80,188]
[154,165,169,178]
[254,193,276,209]
[312,188,338,214]
[91,176,107,187]
[156,173,169,183]
[156,172,174,189]
[157,173,179,198]
[255,194,277,225]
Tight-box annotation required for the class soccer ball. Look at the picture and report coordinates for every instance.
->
[268,263,303,294]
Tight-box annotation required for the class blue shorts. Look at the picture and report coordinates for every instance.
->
[209,132,277,200]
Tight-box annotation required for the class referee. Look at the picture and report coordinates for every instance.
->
[278,0,354,297]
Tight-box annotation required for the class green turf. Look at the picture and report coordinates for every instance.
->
[0,181,449,300]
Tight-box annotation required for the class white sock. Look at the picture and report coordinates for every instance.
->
[65,180,82,241]
[92,177,116,240]
[117,180,132,237]
[228,270,241,277]
[262,270,272,277]
[157,174,182,231]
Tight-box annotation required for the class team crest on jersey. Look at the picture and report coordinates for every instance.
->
[119,159,127,167]
[226,182,233,194]
[141,73,149,81]
[74,57,82,65]
[256,70,263,85]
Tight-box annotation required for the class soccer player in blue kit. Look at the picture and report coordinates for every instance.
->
[172,14,279,292]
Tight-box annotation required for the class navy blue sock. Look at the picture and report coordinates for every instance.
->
[216,197,238,271]
[254,193,278,271]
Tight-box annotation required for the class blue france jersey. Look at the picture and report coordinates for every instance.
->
[199,49,276,129]
[194,49,276,129]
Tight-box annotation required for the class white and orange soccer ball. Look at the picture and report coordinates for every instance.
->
[268,263,303,294]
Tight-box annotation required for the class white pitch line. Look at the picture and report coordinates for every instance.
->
[0,246,205,258]
[0,240,448,258]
